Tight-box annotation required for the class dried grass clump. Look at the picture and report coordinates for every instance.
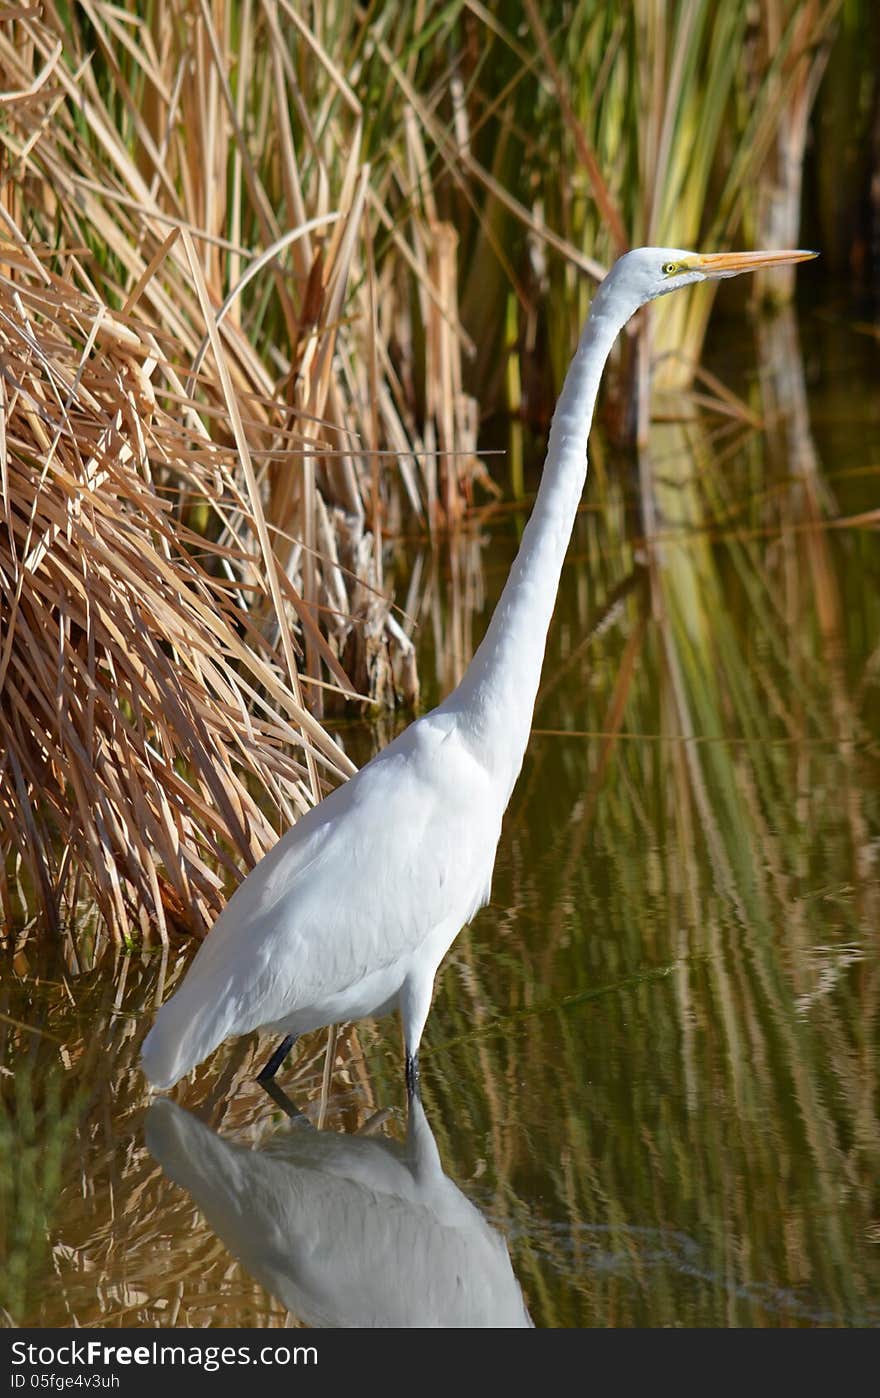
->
[0,2,491,945]
[0,240,359,944]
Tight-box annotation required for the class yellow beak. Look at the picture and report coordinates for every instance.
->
[692,249,818,278]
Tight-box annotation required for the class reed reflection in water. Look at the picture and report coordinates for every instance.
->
[398,299,880,1327]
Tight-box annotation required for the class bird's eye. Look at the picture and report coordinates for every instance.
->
[662,261,679,276]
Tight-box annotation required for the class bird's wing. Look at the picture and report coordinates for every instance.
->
[180,713,499,1016]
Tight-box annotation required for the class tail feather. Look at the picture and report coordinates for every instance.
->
[141,965,238,1090]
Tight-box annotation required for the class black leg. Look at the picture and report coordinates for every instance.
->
[259,1076,307,1121]
[405,1051,420,1098]
[257,1033,296,1083]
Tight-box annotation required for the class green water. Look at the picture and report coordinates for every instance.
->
[2,300,879,1327]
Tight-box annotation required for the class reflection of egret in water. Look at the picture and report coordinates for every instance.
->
[145,1095,532,1328]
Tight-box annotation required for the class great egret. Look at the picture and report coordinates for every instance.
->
[146,1095,532,1326]
[141,246,816,1094]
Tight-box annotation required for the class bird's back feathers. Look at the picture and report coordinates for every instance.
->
[141,713,500,1088]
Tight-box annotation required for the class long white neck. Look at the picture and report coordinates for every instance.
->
[439,288,627,796]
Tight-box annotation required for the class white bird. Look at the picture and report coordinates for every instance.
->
[141,245,816,1094]
[146,1095,532,1327]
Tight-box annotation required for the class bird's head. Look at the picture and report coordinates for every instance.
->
[593,245,818,322]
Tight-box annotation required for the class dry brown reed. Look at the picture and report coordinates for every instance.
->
[0,235,357,945]
[0,1,489,945]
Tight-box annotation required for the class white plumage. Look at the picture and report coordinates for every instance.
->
[142,711,498,1089]
[146,1095,532,1327]
[141,246,815,1093]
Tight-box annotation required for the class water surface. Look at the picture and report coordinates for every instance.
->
[2,299,878,1328]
